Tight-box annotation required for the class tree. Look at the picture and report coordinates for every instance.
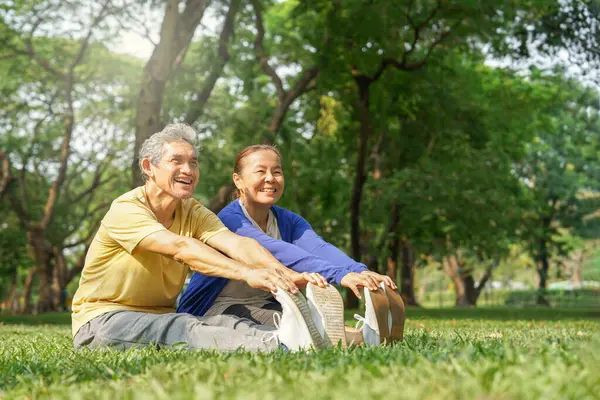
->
[0,0,138,312]
[518,73,600,304]
[132,0,245,187]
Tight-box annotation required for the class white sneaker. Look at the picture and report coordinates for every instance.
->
[271,287,328,351]
[354,287,390,346]
[305,283,347,348]
[379,283,406,343]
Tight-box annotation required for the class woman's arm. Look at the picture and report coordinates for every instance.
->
[289,212,397,290]
[290,213,367,273]
[220,214,353,284]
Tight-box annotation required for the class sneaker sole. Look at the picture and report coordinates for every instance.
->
[383,288,406,343]
[277,288,329,349]
[366,288,391,345]
[306,284,347,348]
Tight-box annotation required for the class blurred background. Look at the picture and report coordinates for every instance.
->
[1,0,599,314]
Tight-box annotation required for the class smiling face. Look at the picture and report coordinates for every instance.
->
[233,149,284,207]
[143,140,199,200]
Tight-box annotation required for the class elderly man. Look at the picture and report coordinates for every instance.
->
[71,123,329,352]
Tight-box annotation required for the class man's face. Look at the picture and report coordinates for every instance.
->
[148,140,199,199]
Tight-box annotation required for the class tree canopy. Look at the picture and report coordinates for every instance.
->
[1,0,599,311]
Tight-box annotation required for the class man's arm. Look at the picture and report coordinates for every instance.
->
[206,230,328,288]
[137,230,298,293]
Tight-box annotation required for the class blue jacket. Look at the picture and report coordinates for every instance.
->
[177,199,367,316]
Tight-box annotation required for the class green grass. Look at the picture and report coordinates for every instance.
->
[1,308,599,399]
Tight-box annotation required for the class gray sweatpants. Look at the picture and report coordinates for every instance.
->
[211,301,283,327]
[73,310,279,352]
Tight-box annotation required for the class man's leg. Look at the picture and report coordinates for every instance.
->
[74,310,279,352]
[222,301,282,327]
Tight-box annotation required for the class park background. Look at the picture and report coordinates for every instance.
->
[0,0,599,398]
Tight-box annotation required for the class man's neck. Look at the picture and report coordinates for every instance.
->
[240,198,270,231]
[144,183,180,227]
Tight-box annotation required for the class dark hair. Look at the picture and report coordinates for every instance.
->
[233,144,282,199]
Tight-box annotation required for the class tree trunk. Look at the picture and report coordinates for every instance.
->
[400,241,420,306]
[132,0,207,187]
[1,271,18,313]
[570,249,584,288]
[536,219,551,306]
[21,268,36,314]
[208,183,236,214]
[350,77,371,265]
[206,1,319,213]
[463,274,478,305]
[51,247,67,310]
[443,255,469,307]
[184,0,241,125]
[0,150,13,201]
[458,259,496,306]
[345,78,370,310]
[385,236,399,282]
[536,256,550,306]
[27,229,55,313]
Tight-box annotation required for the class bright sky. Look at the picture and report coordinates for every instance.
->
[109,7,221,62]
[111,31,155,61]
[111,32,154,60]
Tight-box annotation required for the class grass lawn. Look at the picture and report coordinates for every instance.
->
[1,308,598,399]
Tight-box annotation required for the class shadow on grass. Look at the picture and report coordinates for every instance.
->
[2,307,599,326]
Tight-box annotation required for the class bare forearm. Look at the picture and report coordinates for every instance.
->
[229,237,292,274]
[173,238,253,281]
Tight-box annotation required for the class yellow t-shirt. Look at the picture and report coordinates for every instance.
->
[71,186,228,336]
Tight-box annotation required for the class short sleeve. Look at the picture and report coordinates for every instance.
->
[101,199,166,254]
[190,204,228,243]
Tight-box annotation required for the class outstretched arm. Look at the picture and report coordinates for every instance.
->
[221,215,354,285]
[137,229,299,293]
[291,214,397,290]
[205,229,328,288]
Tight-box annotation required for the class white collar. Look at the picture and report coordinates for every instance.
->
[238,199,281,240]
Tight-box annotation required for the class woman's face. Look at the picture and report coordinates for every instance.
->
[233,150,284,207]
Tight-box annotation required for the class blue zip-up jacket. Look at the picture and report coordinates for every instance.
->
[177,199,367,316]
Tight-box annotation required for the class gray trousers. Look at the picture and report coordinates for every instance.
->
[218,300,283,327]
[73,310,278,352]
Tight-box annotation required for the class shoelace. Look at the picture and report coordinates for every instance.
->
[354,314,366,330]
[261,312,282,344]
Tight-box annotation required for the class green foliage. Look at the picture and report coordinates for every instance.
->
[517,73,600,267]
[1,0,600,307]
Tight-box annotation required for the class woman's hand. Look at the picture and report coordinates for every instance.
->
[360,270,397,290]
[340,272,380,299]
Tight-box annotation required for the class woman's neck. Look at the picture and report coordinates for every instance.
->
[240,197,270,231]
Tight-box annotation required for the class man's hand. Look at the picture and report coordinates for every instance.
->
[289,271,328,289]
[242,269,298,293]
[361,270,397,290]
[340,272,381,299]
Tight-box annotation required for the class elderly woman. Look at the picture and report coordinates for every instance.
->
[178,145,405,346]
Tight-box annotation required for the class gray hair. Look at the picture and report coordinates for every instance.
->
[138,123,198,182]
